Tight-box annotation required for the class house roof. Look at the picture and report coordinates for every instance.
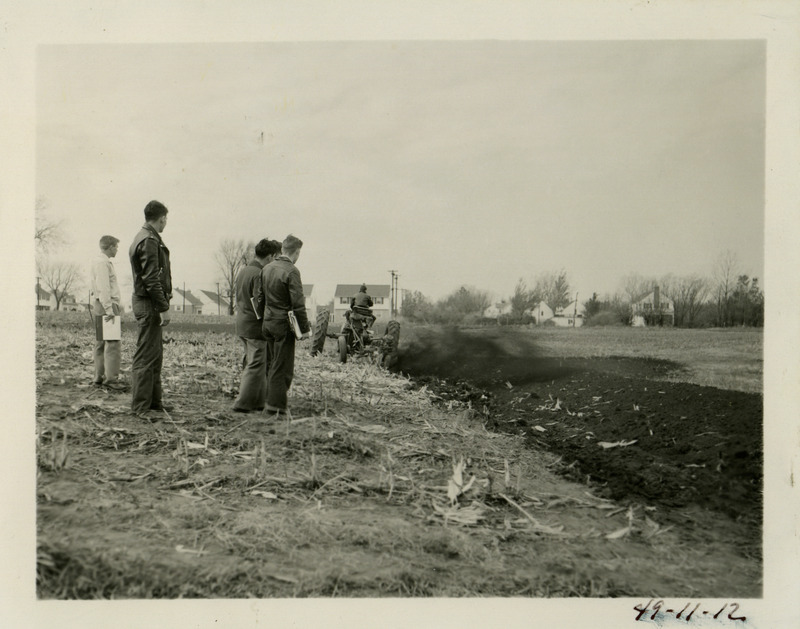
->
[556,300,585,315]
[334,284,390,298]
[199,289,231,308]
[35,285,51,299]
[634,290,673,305]
[175,288,204,307]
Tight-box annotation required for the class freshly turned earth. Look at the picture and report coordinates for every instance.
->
[397,328,762,553]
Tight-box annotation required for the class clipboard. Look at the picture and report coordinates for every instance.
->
[95,315,122,341]
[287,311,303,340]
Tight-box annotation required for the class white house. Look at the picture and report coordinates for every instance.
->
[333,284,391,324]
[631,286,674,327]
[483,300,513,319]
[35,285,55,310]
[172,288,204,315]
[527,300,554,324]
[35,285,87,311]
[552,299,585,327]
[195,289,231,316]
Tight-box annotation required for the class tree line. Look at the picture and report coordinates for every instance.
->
[33,202,763,329]
[401,253,764,328]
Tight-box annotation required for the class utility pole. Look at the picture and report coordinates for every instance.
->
[573,292,578,327]
[182,282,186,313]
[388,270,399,318]
[216,283,221,316]
[36,276,40,309]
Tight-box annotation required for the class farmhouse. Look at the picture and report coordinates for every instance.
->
[483,300,513,319]
[35,285,55,311]
[552,299,585,327]
[35,285,86,311]
[172,288,204,315]
[333,284,391,324]
[631,286,674,327]
[195,289,231,316]
[527,300,554,324]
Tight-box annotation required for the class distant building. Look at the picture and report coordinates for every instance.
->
[333,284,392,324]
[527,301,554,324]
[60,294,88,312]
[483,300,513,319]
[35,285,86,311]
[173,288,204,315]
[35,285,55,311]
[631,286,674,327]
[552,299,585,327]
[196,289,231,316]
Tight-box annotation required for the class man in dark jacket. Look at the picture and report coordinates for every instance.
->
[232,238,281,413]
[350,283,375,328]
[129,200,172,416]
[256,234,311,416]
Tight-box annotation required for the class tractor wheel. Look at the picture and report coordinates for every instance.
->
[337,335,348,363]
[310,309,329,356]
[380,320,401,369]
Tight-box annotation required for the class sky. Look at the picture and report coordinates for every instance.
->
[35,39,766,306]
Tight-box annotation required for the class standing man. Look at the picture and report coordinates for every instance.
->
[90,235,124,390]
[232,238,281,413]
[257,234,311,417]
[129,200,172,417]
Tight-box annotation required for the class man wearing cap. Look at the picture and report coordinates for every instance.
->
[90,235,124,389]
[350,283,376,328]
[232,238,281,413]
[129,200,172,417]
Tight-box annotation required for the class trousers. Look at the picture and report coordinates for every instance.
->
[92,300,121,383]
[263,323,296,413]
[131,295,164,412]
[93,338,121,383]
[233,337,267,411]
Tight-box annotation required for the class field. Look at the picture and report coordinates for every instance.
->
[35,312,762,600]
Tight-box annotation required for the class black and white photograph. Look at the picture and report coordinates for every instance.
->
[2,2,798,628]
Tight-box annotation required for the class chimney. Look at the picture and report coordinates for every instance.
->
[654,286,660,310]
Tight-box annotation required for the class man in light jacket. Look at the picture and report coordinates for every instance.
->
[90,235,124,389]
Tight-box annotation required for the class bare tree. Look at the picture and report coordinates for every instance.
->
[37,259,83,311]
[214,239,253,315]
[712,251,739,326]
[671,274,711,327]
[620,273,656,305]
[35,196,66,254]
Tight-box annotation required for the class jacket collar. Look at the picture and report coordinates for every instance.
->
[142,223,164,243]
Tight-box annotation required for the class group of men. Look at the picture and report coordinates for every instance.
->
[231,234,311,415]
[90,199,312,421]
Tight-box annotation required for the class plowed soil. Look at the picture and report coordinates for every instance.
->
[398,327,763,561]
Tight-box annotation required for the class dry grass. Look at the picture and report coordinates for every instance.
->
[438,324,763,393]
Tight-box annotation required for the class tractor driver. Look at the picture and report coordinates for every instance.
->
[350,284,376,328]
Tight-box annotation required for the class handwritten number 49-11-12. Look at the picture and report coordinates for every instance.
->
[633,600,746,622]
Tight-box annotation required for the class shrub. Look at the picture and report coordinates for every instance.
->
[584,310,626,327]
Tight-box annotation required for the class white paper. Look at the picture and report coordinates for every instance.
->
[102,315,121,341]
